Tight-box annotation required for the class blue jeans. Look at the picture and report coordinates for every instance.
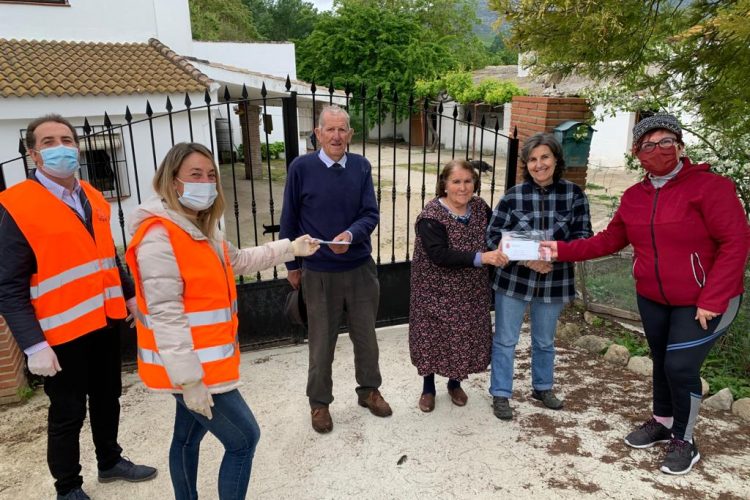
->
[489,293,565,399]
[170,389,260,500]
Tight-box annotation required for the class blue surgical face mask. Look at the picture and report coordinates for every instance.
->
[176,178,218,211]
[37,145,80,178]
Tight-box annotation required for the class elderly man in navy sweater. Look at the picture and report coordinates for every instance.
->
[280,105,392,433]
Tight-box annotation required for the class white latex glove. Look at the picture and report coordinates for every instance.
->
[27,346,62,377]
[125,297,137,329]
[181,381,214,419]
[291,234,320,257]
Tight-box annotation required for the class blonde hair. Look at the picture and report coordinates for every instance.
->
[152,142,226,239]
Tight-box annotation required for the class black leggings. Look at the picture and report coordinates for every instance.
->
[637,294,741,441]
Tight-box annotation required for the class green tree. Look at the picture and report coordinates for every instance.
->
[244,0,321,42]
[190,0,260,41]
[408,0,490,70]
[487,34,517,65]
[297,0,491,126]
[491,0,750,214]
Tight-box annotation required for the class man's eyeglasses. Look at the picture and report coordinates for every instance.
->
[637,137,678,153]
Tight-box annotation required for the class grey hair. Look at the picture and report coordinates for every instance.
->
[318,105,351,130]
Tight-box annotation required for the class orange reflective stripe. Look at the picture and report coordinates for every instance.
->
[30,258,116,299]
[138,341,237,366]
[126,216,240,390]
[37,293,105,332]
[0,180,126,345]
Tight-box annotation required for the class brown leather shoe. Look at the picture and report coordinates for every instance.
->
[311,406,333,433]
[448,386,468,406]
[418,393,435,412]
[358,389,393,417]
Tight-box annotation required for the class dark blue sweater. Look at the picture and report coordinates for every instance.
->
[279,152,379,272]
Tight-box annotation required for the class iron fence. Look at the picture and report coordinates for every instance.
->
[0,79,519,352]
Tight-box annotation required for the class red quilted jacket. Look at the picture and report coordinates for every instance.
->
[557,158,749,312]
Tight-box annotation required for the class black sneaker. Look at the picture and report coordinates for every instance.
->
[661,438,700,475]
[531,389,563,410]
[98,457,158,483]
[492,396,513,420]
[624,418,672,448]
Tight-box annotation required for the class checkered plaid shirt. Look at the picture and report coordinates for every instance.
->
[487,179,593,302]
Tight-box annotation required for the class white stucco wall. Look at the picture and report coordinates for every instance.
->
[0,0,192,52]
[438,102,511,158]
[365,113,411,142]
[193,42,297,80]
[587,107,635,168]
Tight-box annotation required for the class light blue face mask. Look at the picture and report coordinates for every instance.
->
[38,145,80,178]
[176,178,218,211]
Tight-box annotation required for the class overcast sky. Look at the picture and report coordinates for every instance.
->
[309,0,334,11]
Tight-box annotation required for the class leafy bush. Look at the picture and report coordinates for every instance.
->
[614,330,650,357]
[414,71,526,105]
[477,79,527,106]
[261,141,285,160]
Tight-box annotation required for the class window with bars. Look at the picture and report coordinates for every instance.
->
[19,125,131,200]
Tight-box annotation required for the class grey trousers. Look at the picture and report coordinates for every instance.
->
[302,259,382,408]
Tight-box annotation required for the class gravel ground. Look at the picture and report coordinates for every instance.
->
[1,320,748,499]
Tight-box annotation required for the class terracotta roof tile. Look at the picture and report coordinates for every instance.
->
[0,38,211,98]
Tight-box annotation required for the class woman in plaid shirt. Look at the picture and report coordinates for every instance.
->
[486,132,592,420]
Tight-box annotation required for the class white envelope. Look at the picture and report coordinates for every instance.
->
[502,239,542,260]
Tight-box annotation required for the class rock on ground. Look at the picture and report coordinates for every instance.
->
[704,388,734,411]
[557,322,582,343]
[732,398,750,421]
[574,335,611,354]
[627,356,653,377]
[604,344,630,366]
[583,311,599,325]
[701,377,710,396]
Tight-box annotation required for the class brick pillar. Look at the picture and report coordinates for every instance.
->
[0,316,27,405]
[237,104,263,180]
[510,96,592,188]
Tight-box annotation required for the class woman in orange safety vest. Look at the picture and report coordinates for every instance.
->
[125,142,318,500]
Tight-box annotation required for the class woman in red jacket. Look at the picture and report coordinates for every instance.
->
[545,114,749,475]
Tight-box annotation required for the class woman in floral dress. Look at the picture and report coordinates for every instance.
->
[409,159,508,412]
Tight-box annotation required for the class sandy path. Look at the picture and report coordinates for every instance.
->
[1,323,748,499]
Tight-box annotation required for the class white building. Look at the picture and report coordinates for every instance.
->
[0,0,310,246]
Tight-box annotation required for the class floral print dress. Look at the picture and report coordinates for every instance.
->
[409,196,492,379]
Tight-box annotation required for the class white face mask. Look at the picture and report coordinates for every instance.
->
[176,179,218,211]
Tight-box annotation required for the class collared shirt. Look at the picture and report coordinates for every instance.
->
[35,169,85,221]
[316,149,353,242]
[318,149,348,168]
[487,179,592,302]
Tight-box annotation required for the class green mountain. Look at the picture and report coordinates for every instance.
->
[474,0,499,44]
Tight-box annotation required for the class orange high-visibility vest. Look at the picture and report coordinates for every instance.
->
[0,179,127,346]
[126,217,240,390]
